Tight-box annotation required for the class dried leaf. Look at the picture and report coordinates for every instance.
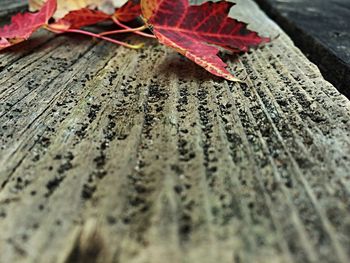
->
[29,0,128,18]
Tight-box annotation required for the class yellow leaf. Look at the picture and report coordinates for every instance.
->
[28,0,128,19]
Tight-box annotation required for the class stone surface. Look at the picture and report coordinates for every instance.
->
[0,1,350,263]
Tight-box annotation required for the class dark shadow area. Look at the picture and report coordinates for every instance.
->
[254,0,350,99]
[157,50,242,83]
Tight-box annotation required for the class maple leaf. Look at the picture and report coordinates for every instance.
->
[0,0,56,50]
[45,1,144,50]
[48,0,141,32]
[114,0,141,22]
[49,8,111,31]
[141,0,269,81]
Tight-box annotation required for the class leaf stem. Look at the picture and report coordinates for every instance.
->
[110,17,156,39]
[45,25,144,49]
[100,25,147,36]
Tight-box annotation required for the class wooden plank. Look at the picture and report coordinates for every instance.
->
[0,0,27,20]
[0,0,350,262]
[254,0,350,98]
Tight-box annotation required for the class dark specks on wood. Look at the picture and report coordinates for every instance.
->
[0,0,350,263]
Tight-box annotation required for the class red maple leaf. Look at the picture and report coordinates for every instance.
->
[0,0,56,50]
[141,0,270,81]
[114,0,141,22]
[49,0,141,31]
[46,1,144,50]
[50,8,111,31]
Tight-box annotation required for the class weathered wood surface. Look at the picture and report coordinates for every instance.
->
[254,0,350,98]
[1,1,350,263]
[0,0,26,20]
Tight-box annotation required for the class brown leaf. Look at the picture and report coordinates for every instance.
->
[29,0,128,19]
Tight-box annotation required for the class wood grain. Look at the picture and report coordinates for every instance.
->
[0,0,350,262]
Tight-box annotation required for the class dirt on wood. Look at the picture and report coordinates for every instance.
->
[0,0,350,263]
